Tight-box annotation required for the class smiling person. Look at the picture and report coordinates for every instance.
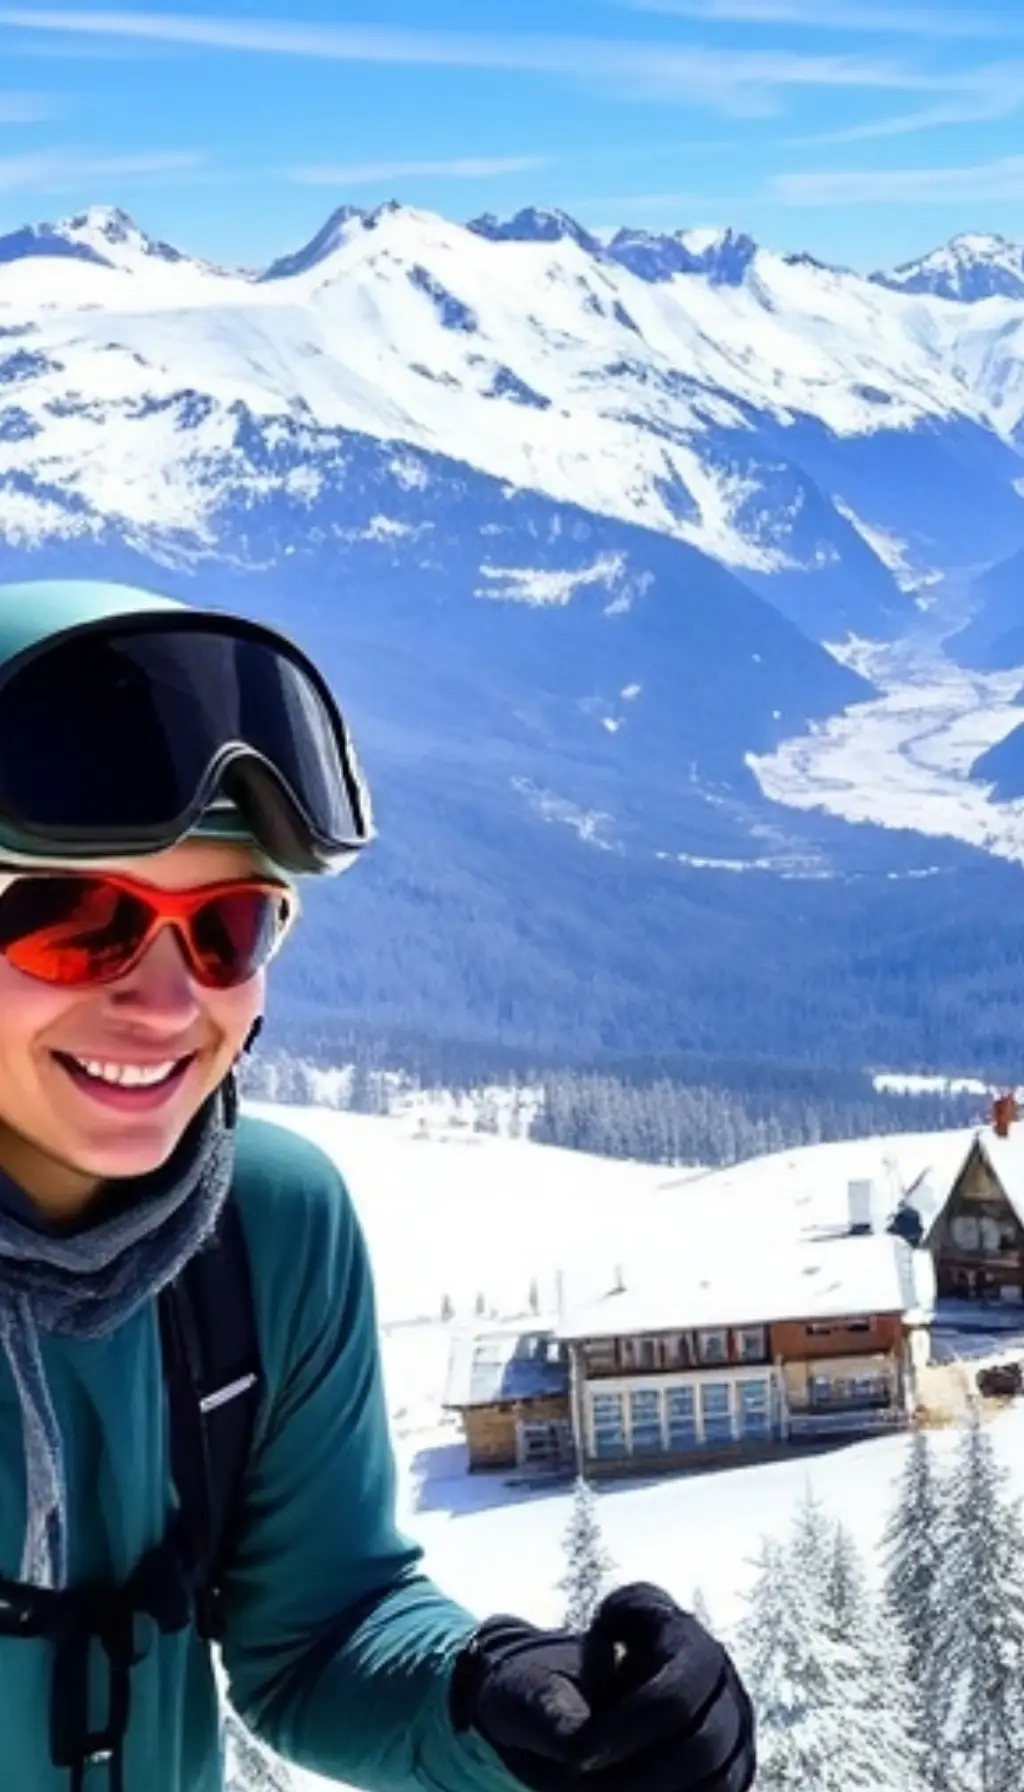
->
[0,579,755,1792]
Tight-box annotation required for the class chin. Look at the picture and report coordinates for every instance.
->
[71,1120,194,1182]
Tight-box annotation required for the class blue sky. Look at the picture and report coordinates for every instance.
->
[1,1,1024,270]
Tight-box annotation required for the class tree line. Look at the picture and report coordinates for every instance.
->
[240,1047,983,1169]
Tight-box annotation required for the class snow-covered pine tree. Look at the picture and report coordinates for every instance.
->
[934,1407,1024,1792]
[558,1475,615,1632]
[822,1522,920,1792]
[882,1426,949,1791]
[738,1533,851,1792]
[692,1584,713,1632]
[224,1707,293,1791]
[788,1485,836,1619]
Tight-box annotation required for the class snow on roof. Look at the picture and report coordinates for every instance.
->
[978,1130,1024,1224]
[444,1327,569,1409]
[558,1231,932,1340]
[893,1125,1024,1244]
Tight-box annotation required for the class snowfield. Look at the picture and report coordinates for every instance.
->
[750,635,1024,862]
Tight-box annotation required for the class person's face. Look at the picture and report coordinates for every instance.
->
[0,838,269,1211]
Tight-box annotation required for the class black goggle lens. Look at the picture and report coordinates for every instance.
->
[0,621,366,853]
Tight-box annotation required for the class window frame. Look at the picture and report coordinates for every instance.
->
[697,1328,729,1366]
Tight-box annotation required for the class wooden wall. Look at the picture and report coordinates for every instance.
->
[461,1394,571,1471]
[770,1313,902,1361]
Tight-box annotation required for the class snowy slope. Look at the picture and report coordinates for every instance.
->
[249,1097,974,1326]
[3,202,1024,637]
[874,233,1024,304]
[247,1093,1023,1742]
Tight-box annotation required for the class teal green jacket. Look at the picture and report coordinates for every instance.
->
[0,1116,519,1792]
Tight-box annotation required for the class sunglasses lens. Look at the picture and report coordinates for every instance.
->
[188,890,290,988]
[0,877,148,985]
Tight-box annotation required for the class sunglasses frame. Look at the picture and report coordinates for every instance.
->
[0,867,299,989]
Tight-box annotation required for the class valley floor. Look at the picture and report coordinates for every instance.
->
[750,634,1024,861]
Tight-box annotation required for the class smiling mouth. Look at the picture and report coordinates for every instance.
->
[51,1051,195,1093]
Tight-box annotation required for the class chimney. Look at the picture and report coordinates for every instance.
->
[992,1092,1018,1139]
[848,1179,876,1235]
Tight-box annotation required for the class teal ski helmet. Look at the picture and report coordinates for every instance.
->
[0,579,373,874]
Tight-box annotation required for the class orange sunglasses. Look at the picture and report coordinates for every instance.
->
[0,869,297,989]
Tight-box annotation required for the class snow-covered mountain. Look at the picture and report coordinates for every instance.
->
[4,201,1024,641]
[873,234,1024,304]
[0,204,226,276]
[3,200,1024,1065]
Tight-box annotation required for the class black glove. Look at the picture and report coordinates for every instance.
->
[450,1582,755,1792]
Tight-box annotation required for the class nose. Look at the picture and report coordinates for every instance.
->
[106,926,202,1027]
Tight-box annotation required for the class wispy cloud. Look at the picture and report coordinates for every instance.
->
[787,63,1024,143]
[0,149,204,193]
[0,90,54,122]
[289,155,550,187]
[618,0,1011,35]
[771,152,1024,205]
[0,10,989,111]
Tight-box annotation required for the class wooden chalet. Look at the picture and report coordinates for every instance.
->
[557,1230,932,1476]
[891,1097,1024,1306]
[443,1328,572,1473]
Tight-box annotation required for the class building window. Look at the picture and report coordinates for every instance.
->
[666,1385,697,1451]
[701,1382,733,1445]
[850,1374,889,1404]
[591,1392,626,1458]
[951,1215,981,1252]
[583,1340,618,1374]
[620,1336,660,1372]
[809,1373,889,1408]
[737,1378,772,1438]
[806,1319,871,1337]
[698,1329,729,1365]
[736,1327,767,1363]
[630,1388,664,1455]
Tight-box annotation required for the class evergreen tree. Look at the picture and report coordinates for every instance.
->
[692,1585,713,1632]
[558,1477,615,1632]
[738,1535,851,1792]
[934,1409,1024,1792]
[788,1486,834,1612]
[823,1523,920,1792]
[882,1428,948,1790]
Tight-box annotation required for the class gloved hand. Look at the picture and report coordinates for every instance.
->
[449,1582,755,1792]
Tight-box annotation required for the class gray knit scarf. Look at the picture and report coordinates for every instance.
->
[0,1088,236,1590]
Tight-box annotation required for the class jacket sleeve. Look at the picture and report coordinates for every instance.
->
[219,1138,522,1792]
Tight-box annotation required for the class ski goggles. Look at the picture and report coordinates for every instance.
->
[0,610,373,874]
[0,869,297,989]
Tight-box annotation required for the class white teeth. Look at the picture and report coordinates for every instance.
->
[71,1058,180,1089]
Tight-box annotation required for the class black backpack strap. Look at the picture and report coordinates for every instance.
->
[159,1194,263,1641]
[0,1197,262,1792]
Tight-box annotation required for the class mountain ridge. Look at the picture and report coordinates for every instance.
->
[4,197,1024,645]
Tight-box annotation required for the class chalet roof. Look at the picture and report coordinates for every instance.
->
[895,1126,1024,1245]
[444,1327,569,1410]
[558,1232,934,1342]
[974,1131,1024,1225]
